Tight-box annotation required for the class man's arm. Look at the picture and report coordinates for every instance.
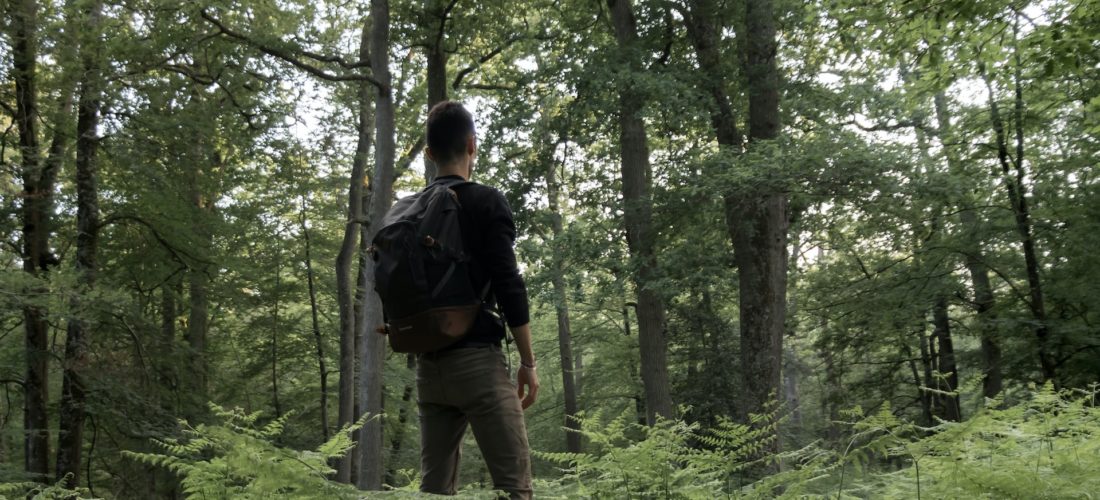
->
[511,323,539,410]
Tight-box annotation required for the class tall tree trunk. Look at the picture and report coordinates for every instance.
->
[422,0,450,183]
[186,162,211,417]
[685,0,787,433]
[56,0,103,485]
[917,323,936,426]
[821,340,843,444]
[933,92,1002,398]
[335,16,374,483]
[357,0,395,489]
[385,354,416,486]
[12,0,54,479]
[548,162,581,453]
[606,0,675,425]
[981,56,1054,383]
[301,205,330,442]
[931,298,961,421]
[622,304,647,426]
[271,250,282,420]
[736,0,787,440]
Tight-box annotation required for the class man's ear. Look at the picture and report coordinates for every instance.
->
[426,146,438,163]
[466,135,477,157]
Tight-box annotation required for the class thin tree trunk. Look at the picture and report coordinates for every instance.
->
[622,304,647,426]
[56,0,103,485]
[357,0,395,488]
[917,324,935,426]
[301,204,330,442]
[821,341,842,444]
[548,162,581,453]
[931,298,961,421]
[933,92,1002,398]
[12,0,54,479]
[335,15,376,483]
[186,164,211,417]
[606,0,675,426]
[981,58,1054,383]
[271,250,282,420]
[385,354,416,486]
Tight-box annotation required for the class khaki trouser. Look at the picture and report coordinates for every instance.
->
[417,345,533,499]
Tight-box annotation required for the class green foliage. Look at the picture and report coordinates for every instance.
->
[122,404,365,499]
[531,385,1100,499]
[0,474,91,500]
[836,384,1100,498]
[536,407,782,498]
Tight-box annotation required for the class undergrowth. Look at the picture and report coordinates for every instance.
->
[4,384,1095,499]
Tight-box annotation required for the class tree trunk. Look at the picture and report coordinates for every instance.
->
[335,14,376,483]
[186,165,211,417]
[301,205,330,442]
[271,250,282,420]
[917,324,935,426]
[385,355,416,486]
[931,298,961,421]
[981,60,1054,383]
[56,0,104,485]
[422,0,450,183]
[821,341,842,444]
[685,0,787,433]
[12,0,54,479]
[548,162,581,453]
[622,304,646,426]
[357,0,395,488]
[606,0,675,425]
[736,0,787,443]
[933,92,1002,398]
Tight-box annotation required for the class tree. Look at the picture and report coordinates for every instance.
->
[606,0,675,425]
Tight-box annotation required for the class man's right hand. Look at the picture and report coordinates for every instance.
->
[517,364,539,410]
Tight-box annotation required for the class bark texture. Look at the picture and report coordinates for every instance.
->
[548,162,581,453]
[302,206,330,442]
[56,0,104,485]
[982,61,1053,383]
[12,0,53,479]
[334,18,373,481]
[736,0,787,436]
[357,0,395,488]
[606,0,675,425]
[933,92,1002,398]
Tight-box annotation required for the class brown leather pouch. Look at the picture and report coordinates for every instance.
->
[387,304,480,353]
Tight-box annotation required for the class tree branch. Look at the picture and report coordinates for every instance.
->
[452,36,521,90]
[200,9,385,89]
[98,214,215,267]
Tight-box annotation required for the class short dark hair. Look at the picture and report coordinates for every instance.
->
[426,101,475,166]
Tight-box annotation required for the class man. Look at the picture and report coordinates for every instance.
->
[415,100,538,499]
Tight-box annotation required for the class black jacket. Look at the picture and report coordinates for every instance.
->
[435,175,530,348]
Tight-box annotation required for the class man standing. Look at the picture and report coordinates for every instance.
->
[415,101,538,498]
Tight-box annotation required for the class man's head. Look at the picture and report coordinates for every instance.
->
[426,101,476,178]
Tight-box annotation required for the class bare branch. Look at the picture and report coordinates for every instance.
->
[466,83,517,92]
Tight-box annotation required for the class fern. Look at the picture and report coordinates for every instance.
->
[123,404,370,499]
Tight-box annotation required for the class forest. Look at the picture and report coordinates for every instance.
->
[1,0,1098,497]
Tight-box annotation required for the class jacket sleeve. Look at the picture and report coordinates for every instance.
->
[480,189,530,327]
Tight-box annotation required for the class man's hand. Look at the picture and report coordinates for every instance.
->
[517,364,539,410]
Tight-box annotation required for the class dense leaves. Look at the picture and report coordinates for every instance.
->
[1,0,1097,496]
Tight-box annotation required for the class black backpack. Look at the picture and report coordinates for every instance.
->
[372,177,489,353]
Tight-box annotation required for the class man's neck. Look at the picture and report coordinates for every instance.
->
[436,164,468,180]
